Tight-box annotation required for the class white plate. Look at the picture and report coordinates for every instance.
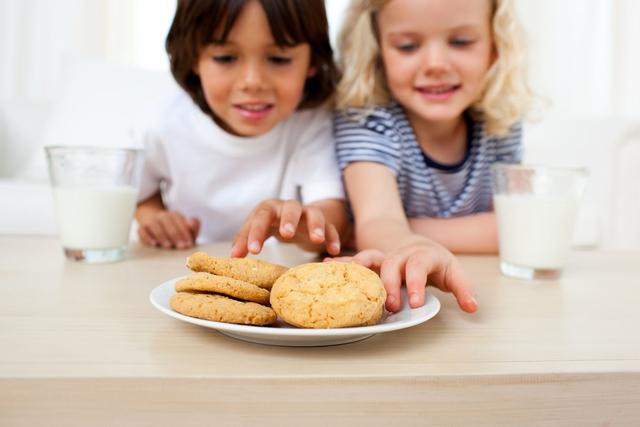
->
[149,277,440,347]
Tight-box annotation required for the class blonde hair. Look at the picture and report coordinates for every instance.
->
[336,0,532,136]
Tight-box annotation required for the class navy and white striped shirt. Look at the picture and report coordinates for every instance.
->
[334,103,522,218]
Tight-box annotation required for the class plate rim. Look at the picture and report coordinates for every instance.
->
[149,276,440,338]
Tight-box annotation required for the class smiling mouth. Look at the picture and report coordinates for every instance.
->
[417,84,461,94]
[233,103,274,121]
[235,103,273,112]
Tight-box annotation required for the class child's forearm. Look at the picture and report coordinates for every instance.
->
[355,217,424,253]
[135,192,165,223]
[408,212,498,254]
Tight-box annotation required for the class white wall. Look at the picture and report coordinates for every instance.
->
[2,0,637,117]
[1,0,639,246]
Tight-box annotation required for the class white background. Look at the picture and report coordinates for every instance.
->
[0,0,639,247]
[1,0,639,116]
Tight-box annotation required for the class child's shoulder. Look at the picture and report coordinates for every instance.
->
[337,102,401,120]
[473,117,523,145]
[335,102,406,135]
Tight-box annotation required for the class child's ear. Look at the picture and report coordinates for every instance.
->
[490,45,498,65]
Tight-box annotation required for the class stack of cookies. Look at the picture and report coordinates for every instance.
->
[169,251,288,326]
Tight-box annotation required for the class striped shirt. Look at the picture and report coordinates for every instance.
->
[334,103,522,218]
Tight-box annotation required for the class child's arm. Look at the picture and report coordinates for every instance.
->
[231,198,350,257]
[408,212,498,254]
[135,192,200,249]
[342,162,477,313]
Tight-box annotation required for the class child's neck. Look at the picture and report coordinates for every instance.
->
[408,114,468,166]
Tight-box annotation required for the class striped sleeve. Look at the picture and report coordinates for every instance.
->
[333,110,402,176]
[494,121,523,163]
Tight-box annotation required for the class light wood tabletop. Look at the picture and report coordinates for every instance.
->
[0,234,639,426]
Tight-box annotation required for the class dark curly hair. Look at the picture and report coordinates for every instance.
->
[166,0,337,117]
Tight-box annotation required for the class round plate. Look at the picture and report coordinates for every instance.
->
[149,277,440,347]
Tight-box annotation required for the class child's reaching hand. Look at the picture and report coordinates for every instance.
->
[137,210,200,250]
[231,199,344,258]
[330,240,477,314]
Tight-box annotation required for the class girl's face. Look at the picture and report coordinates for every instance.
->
[378,0,495,127]
[195,1,315,136]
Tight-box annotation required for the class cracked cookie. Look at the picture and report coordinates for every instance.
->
[270,261,386,328]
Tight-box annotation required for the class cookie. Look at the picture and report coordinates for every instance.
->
[175,272,271,305]
[270,262,387,328]
[170,292,277,325]
[186,251,288,290]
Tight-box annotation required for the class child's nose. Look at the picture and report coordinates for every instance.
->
[240,61,267,91]
[421,43,451,75]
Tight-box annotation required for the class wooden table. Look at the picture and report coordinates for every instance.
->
[1,235,639,426]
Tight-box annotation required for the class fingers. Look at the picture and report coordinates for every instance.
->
[231,218,252,258]
[404,252,430,308]
[402,243,478,313]
[303,206,326,244]
[140,211,196,249]
[352,249,385,271]
[377,245,475,313]
[245,203,278,254]
[326,245,476,314]
[379,255,404,313]
[144,218,168,247]
[278,200,303,240]
[324,223,341,255]
[188,217,201,240]
[324,255,353,263]
[138,226,157,247]
[232,199,344,257]
[439,258,478,313]
[323,248,385,270]
[302,206,343,255]
[158,213,194,249]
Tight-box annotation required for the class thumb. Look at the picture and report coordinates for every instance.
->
[188,217,201,237]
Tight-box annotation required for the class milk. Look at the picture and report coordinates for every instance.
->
[53,186,138,249]
[494,194,580,269]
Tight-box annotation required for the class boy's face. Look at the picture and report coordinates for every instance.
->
[378,0,495,128]
[194,0,315,137]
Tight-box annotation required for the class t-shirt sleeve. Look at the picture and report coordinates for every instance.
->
[285,109,345,204]
[333,109,402,176]
[134,128,167,203]
[494,121,523,164]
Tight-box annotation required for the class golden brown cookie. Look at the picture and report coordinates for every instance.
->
[175,273,271,305]
[270,262,387,328]
[186,251,288,290]
[170,292,277,325]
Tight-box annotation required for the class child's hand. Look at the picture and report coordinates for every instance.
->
[329,243,477,314]
[231,199,341,257]
[137,210,200,250]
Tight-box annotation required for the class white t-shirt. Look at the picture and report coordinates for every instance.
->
[135,89,344,244]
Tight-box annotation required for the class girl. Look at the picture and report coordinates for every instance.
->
[334,0,532,312]
[135,0,347,256]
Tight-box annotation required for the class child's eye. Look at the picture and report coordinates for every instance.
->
[212,55,237,64]
[396,43,419,53]
[449,38,474,48]
[268,55,292,65]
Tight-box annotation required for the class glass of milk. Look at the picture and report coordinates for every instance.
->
[492,164,588,280]
[45,146,144,263]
